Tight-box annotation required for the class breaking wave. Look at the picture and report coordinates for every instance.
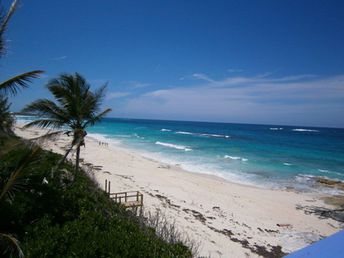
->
[224,155,248,162]
[175,131,193,135]
[155,141,192,151]
[174,131,230,139]
[292,129,319,132]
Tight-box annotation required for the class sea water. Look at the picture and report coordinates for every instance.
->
[16,116,344,193]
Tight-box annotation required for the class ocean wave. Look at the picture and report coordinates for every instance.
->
[115,134,132,138]
[318,169,329,173]
[318,169,343,177]
[175,131,230,139]
[224,155,248,162]
[175,131,193,135]
[283,162,292,166]
[295,174,344,193]
[160,128,172,132]
[200,133,230,138]
[292,128,319,132]
[133,133,145,140]
[270,127,283,130]
[155,141,192,151]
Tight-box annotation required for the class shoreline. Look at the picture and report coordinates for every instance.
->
[14,123,343,257]
[87,134,265,191]
[87,132,344,196]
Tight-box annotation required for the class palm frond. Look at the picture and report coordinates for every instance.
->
[25,129,66,145]
[0,145,41,202]
[22,119,64,130]
[0,94,14,134]
[0,0,18,57]
[22,99,69,124]
[0,232,24,258]
[84,108,112,127]
[0,70,44,95]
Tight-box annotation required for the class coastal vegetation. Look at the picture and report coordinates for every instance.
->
[0,137,192,257]
[22,72,112,176]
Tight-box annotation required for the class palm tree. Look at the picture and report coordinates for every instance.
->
[0,0,43,96]
[22,73,112,176]
[0,1,42,256]
[0,0,43,135]
[0,94,14,135]
[0,144,41,258]
[0,70,44,96]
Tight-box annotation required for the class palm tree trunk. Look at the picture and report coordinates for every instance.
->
[75,144,80,178]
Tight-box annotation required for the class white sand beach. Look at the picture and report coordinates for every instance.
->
[14,124,342,257]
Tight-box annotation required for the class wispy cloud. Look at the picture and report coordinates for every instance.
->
[52,55,67,61]
[124,80,151,88]
[192,73,215,82]
[106,92,130,100]
[117,73,344,127]
[227,68,243,73]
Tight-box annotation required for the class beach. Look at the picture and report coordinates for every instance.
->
[14,123,342,257]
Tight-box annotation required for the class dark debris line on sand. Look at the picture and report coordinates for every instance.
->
[152,192,288,257]
[207,226,287,258]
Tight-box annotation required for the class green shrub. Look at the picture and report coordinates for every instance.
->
[0,139,192,258]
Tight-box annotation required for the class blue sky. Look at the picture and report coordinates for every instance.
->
[2,0,344,127]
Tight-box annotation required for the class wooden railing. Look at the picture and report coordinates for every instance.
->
[110,191,143,208]
[104,179,143,210]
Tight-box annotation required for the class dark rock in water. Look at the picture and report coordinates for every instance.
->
[322,195,344,208]
[315,178,344,191]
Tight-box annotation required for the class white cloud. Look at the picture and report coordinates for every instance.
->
[192,73,215,82]
[106,92,130,100]
[116,73,344,127]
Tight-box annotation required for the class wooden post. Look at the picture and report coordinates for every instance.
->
[125,192,127,202]
[105,179,107,193]
[136,191,139,202]
[108,181,111,195]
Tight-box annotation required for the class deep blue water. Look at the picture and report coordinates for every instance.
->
[17,116,344,192]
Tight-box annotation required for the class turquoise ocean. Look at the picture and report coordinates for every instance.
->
[17,116,344,193]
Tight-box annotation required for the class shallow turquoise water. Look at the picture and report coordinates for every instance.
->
[17,116,344,192]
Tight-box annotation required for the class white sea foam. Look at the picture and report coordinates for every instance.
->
[295,174,344,194]
[138,151,258,187]
[270,127,283,130]
[160,128,172,132]
[318,169,343,177]
[175,131,194,135]
[155,141,192,151]
[292,128,319,132]
[133,133,145,140]
[283,162,292,166]
[318,169,329,173]
[200,133,230,138]
[174,130,230,139]
[88,133,121,145]
[116,134,132,138]
[224,155,248,161]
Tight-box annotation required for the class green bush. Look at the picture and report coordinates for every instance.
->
[0,140,192,258]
